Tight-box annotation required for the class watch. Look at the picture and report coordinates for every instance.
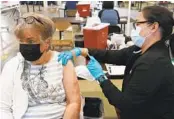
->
[96,75,108,84]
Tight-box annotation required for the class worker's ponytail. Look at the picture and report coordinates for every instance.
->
[142,6,174,41]
[169,33,174,57]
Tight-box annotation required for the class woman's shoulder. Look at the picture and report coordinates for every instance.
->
[141,50,169,65]
[136,49,171,71]
[50,51,60,60]
[49,51,63,66]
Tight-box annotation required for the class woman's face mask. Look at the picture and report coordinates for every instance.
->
[131,26,153,48]
[20,44,43,61]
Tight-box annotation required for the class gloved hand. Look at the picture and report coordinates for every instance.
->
[58,48,81,66]
[87,56,104,79]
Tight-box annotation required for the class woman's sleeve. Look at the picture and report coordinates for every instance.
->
[0,61,14,119]
[100,59,167,112]
[88,46,135,65]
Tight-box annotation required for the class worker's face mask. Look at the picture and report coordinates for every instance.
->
[131,26,153,47]
[20,44,43,61]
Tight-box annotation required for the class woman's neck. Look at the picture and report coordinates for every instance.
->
[31,50,52,65]
[141,41,154,54]
[141,36,161,54]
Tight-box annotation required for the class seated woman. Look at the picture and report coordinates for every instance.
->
[0,13,81,119]
[98,1,120,25]
[65,1,78,10]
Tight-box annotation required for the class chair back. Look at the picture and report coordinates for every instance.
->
[51,39,74,51]
[53,19,71,31]
[66,10,77,17]
[108,25,121,34]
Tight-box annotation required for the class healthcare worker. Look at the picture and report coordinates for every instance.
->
[58,6,174,119]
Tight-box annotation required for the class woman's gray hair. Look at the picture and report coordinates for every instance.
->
[14,12,56,41]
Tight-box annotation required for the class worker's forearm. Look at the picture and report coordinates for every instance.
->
[63,103,81,119]
[100,80,122,108]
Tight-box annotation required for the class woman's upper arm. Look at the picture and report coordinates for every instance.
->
[63,60,81,104]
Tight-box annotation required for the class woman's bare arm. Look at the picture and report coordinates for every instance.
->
[63,60,81,119]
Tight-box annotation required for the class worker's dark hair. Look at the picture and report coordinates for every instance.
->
[102,1,114,9]
[142,6,174,56]
[170,34,174,56]
[142,6,174,41]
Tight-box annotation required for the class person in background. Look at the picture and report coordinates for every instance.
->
[0,13,81,119]
[65,1,78,10]
[58,6,174,119]
[48,1,57,6]
[98,1,120,25]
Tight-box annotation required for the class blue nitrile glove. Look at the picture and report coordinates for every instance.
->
[58,48,81,65]
[58,51,72,66]
[87,56,104,79]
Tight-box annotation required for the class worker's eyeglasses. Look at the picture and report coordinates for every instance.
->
[16,16,44,25]
[133,21,149,30]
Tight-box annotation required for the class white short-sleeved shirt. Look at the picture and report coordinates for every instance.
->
[21,51,66,119]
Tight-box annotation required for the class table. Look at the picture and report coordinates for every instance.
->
[52,16,134,36]
[52,17,86,39]
[52,17,86,25]
[58,5,92,18]
[119,16,135,33]
[26,2,36,12]
[134,1,143,11]
[79,79,123,118]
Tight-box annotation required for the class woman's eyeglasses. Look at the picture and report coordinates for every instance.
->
[16,16,44,25]
[133,21,149,30]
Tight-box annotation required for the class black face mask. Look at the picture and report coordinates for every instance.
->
[20,44,43,61]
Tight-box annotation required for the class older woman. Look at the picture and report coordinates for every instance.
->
[0,13,81,119]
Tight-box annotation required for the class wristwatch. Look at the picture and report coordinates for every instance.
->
[96,75,108,84]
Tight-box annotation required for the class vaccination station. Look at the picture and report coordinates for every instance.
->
[1,1,174,119]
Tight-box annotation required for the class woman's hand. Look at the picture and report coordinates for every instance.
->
[87,56,104,79]
[58,48,81,66]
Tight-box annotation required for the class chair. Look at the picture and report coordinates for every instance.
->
[51,39,74,51]
[51,20,75,51]
[108,25,121,34]
[46,6,60,17]
[65,10,77,17]
[53,19,72,39]
[47,5,58,12]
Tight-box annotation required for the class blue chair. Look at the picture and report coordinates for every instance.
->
[65,1,78,10]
